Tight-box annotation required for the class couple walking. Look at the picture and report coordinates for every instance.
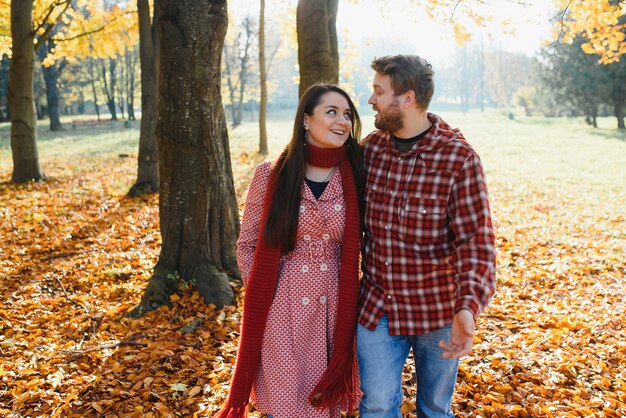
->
[215,54,496,418]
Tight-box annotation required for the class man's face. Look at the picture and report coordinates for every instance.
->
[368,73,404,132]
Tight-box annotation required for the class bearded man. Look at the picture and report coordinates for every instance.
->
[357,55,496,418]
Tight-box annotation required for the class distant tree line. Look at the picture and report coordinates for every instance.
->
[534,37,626,129]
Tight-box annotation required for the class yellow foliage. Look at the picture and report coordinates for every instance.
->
[0,0,138,64]
[556,0,626,64]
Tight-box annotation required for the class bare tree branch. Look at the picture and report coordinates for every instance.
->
[551,0,574,60]
[34,1,71,51]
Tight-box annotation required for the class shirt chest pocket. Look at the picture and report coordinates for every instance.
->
[400,196,448,244]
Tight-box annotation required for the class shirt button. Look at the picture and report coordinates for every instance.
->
[320,263,328,271]
[301,265,309,273]
[300,205,306,213]
[386,295,392,300]
[384,261,390,266]
[390,190,396,195]
[322,233,330,241]
[302,297,310,305]
[303,234,311,241]
[384,225,390,230]
[422,209,427,214]
[334,204,342,211]
[319,296,327,304]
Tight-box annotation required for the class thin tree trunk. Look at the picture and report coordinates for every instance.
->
[258,0,268,155]
[479,41,485,112]
[234,18,253,128]
[118,55,125,119]
[102,58,117,120]
[616,102,625,129]
[88,58,101,120]
[129,0,238,317]
[223,44,239,127]
[128,0,159,197]
[9,0,44,183]
[615,87,625,129]
[127,48,137,121]
[37,40,63,131]
[296,0,339,97]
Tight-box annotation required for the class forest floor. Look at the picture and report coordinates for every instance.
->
[0,111,625,417]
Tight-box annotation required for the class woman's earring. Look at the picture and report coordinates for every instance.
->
[304,131,309,145]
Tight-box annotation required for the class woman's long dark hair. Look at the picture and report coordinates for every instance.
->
[263,84,364,252]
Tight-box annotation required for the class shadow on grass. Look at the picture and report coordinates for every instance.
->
[588,127,626,142]
[0,120,139,149]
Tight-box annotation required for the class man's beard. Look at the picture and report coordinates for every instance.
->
[374,98,404,132]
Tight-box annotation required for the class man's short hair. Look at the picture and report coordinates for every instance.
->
[371,55,434,110]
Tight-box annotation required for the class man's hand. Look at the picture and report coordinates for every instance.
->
[438,309,475,358]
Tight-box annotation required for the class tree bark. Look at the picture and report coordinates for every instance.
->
[258,0,268,155]
[9,0,44,183]
[129,0,239,317]
[128,0,159,197]
[296,0,339,97]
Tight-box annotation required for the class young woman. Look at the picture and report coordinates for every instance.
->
[215,84,364,418]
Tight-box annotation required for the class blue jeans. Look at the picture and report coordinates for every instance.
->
[357,314,459,418]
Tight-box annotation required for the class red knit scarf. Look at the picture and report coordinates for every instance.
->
[215,143,360,417]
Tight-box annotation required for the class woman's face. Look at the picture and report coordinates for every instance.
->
[304,92,352,149]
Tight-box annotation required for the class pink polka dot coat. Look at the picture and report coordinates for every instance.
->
[236,161,355,418]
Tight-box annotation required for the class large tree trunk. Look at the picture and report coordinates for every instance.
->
[296,0,339,97]
[258,0,268,155]
[129,0,238,317]
[9,0,44,183]
[37,40,63,131]
[128,0,159,197]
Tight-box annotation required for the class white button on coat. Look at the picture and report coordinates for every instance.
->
[319,296,327,304]
[303,234,311,241]
[302,297,310,305]
[301,265,309,273]
[300,205,306,213]
[322,233,330,241]
[320,263,328,271]
[334,204,342,211]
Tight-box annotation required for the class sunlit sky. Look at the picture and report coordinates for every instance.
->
[336,0,557,64]
[231,0,559,65]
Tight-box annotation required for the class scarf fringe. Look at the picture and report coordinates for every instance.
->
[308,350,357,411]
[212,404,249,418]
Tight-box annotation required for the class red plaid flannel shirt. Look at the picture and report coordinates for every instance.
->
[358,113,496,336]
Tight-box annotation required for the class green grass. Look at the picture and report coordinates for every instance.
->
[1,110,625,222]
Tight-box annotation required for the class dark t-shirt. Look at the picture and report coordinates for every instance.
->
[305,178,329,200]
[392,124,433,154]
